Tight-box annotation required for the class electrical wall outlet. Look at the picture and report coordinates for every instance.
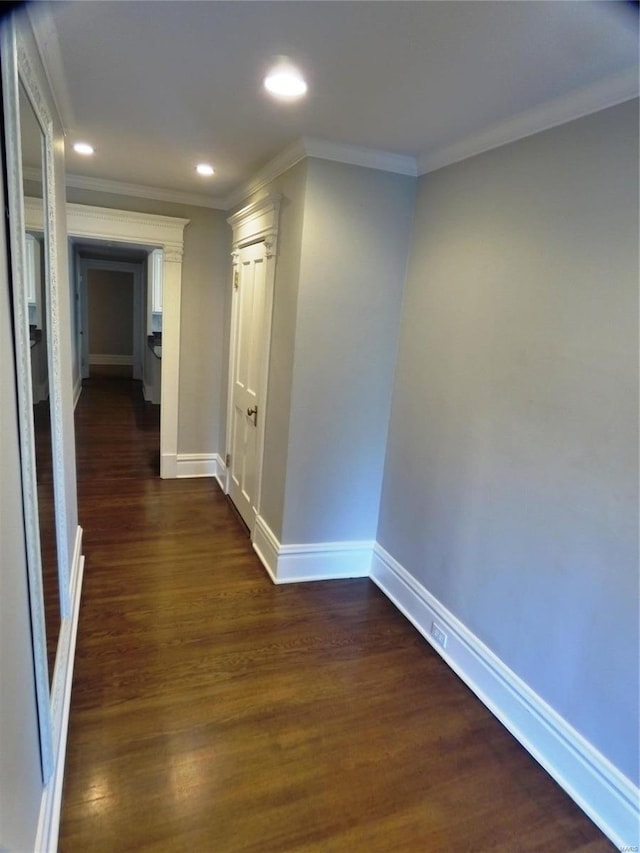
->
[430,621,448,649]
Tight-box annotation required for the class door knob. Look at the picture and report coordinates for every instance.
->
[247,405,258,426]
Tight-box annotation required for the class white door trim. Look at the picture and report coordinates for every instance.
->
[225,194,281,535]
[25,198,189,478]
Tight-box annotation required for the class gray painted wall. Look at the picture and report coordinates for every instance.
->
[377,100,639,783]
[0,151,42,853]
[241,159,415,544]
[65,189,231,456]
[87,269,134,357]
[281,159,415,544]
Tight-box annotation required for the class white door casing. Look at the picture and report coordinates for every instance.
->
[226,194,280,535]
[25,198,189,478]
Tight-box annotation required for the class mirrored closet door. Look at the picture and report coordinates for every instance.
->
[1,18,71,782]
[19,80,61,688]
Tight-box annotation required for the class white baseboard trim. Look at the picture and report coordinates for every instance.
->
[370,543,640,849]
[36,526,84,853]
[215,455,227,493]
[89,353,133,366]
[142,381,160,405]
[252,515,373,584]
[277,540,373,583]
[160,453,177,479]
[73,375,82,409]
[175,453,226,480]
[252,514,279,582]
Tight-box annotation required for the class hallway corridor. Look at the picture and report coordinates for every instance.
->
[58,378,613,852]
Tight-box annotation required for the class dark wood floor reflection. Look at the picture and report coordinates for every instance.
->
[34,398,60,682]
[60,376,613,852]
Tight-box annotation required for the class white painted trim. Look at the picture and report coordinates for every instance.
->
[88,353,133,366]
[25,170,226,213]
[277,540,373,583]
[226,196,281,533]
[214,454,226,493]
[252,515,373,584]
[175,453,217,478]
[36,527,84,853]
[160,453,178,479]
[60,202,190,250]
[65,172,227,211]
[224,139,307,209]
[227,72,638,209]
[303,136,417,176]
[418,68,639,175]
[370,543,640,849]
[68,524,83,595]
[227,193,282,247]
[25,166,225,211]
[73,376,82,409]
[224,137,417,208]
[252,515,280,583]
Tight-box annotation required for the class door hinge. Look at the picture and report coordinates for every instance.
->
[225,453,231,468]
[233,271,239,290]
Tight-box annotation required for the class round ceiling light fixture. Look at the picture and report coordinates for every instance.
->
[263,56,307,100]
[73,141,94,156]
[196,163,215,177]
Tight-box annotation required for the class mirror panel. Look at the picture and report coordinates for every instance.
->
[0,15,75,781]
[19,80,61,686]
[1,23,53,780]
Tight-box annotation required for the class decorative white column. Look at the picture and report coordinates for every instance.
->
[160,242,184,479]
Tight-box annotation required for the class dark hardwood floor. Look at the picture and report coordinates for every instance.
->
[59,376,614,852]
[33,398,60,683]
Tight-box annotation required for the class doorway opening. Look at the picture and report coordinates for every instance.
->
[30,198,190,478]
[73,240,148,382]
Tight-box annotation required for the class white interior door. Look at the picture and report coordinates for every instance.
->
[228,241,267,529]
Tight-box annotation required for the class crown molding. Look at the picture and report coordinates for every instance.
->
[64,173,228,210]
[302,137,417,177]
[223,139,307,210]
[224,136,418,210]
[418,67,639,176]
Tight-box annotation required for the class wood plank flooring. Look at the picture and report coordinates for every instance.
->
[59,376,614,852]
[33,398,60,683]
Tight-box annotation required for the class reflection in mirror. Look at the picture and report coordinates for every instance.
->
[19,80,60,686]
[147,247,163,361]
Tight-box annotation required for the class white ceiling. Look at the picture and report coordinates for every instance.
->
[27,1,639,209]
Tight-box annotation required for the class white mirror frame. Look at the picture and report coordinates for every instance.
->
[1,19,66,781]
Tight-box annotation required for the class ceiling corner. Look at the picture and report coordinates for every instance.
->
[418,67,640,176]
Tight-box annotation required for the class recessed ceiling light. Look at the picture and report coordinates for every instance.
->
[264,57,307,100]
[73,142,94,156]
[196,163,215,177]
